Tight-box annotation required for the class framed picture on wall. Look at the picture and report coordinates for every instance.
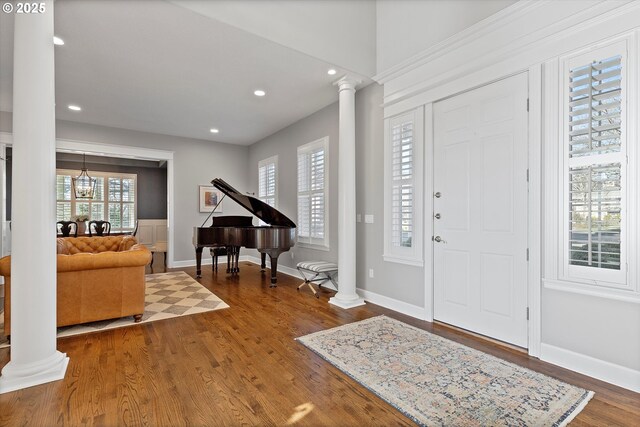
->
[199,185,223,213]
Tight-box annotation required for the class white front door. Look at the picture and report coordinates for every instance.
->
[433,73,529,348]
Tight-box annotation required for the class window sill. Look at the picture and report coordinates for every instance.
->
[543,278,640,304]
[383,254,424,267]
[296,242,330,252]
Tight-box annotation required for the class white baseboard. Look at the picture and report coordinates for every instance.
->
[173,255,340,290]
[243,256,340,289]
[356,288,427,320]
[173,258,211,268]
[172,255,251,269]
[540,343,640,393]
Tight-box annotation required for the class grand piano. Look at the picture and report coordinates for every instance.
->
[193,178,296,286]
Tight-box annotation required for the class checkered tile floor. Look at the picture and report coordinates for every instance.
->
[0,271,229,347]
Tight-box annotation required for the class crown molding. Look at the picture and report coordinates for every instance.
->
[372,0,545,84]
[380,0,640,114]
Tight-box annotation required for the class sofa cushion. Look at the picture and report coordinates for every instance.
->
[60,236,137,254]
[56,244,151,273]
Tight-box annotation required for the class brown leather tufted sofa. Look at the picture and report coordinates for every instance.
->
[0,236,152,335]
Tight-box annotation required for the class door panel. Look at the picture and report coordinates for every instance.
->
[443,249,470,307]
[443,143,471,231]
[433,73,529,348]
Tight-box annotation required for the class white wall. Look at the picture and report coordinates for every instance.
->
[376,0,517,74]
[0,111,249,264]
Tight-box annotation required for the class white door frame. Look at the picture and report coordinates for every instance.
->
[422,66,542,357]
[0,132,176,268]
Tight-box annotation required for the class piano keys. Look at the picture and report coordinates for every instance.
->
[193,178,296,286]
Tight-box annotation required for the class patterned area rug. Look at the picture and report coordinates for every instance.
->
[297,316,594,427]
[0,271,228,348]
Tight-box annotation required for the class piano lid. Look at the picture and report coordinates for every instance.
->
[212,178,296,228]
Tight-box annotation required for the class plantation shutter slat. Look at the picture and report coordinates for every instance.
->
[390,118,414,248]
[297,139,328,246]
[567,53,623,272]
[258,157,277,209]
[56,170,135,231]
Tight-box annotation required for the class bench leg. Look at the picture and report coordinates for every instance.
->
[297,281,319,298]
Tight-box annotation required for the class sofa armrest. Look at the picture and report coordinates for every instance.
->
[56,246,152,272]
[0,255,10,276]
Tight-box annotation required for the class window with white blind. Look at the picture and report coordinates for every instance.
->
[297,137,329,249]
[258,155,278,208]
[384,107,423,265]
[56,169,137,233]
[561,41,629,288]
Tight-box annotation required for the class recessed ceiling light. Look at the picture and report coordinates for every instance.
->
[68,105,81,111]
[327,69,337,75]
[53,36,64,46]
[254,89,266,97]
[210,128,219,134]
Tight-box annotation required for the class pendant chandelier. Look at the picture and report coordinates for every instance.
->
[72,153,97,199]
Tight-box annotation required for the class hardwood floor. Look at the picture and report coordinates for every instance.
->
[1,262,638,426]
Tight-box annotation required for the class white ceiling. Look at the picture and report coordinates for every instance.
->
[172,0,377,77]
[0,0,372,146]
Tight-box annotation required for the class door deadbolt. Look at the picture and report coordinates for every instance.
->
[434,192,442,198]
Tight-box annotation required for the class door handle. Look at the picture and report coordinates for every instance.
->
[434,213,441,219]
[434,192,442,198]
[433,236,447,243]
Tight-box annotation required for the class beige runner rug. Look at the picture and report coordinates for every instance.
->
[297,316,593,426]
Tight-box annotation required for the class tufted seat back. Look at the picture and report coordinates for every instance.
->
[58,236,137,254]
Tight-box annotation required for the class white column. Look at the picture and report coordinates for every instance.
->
[0,0,69,394]
[329,76,365,309]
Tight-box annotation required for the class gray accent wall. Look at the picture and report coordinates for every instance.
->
[248,84,425,307]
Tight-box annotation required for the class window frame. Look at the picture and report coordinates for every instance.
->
[258,155,278,209]
[56,168,138,233]
[383,106,424,266]
[559,40,630,290]
[296,137,329,250]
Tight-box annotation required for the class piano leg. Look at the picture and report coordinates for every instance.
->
[226,247,232,273]
[269,255,278,287]
[195,247,203,278]
[260,250,282,287]
[260,252,266,271]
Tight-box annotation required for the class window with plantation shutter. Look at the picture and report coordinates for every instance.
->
[297,137,329,249]
[562,42,628,287]
[258,156,278,209]
[56,169,137,233]
[384,107,423,266]
[391,119,414,248]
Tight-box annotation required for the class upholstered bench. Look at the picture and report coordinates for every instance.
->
[296,261,338,298]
